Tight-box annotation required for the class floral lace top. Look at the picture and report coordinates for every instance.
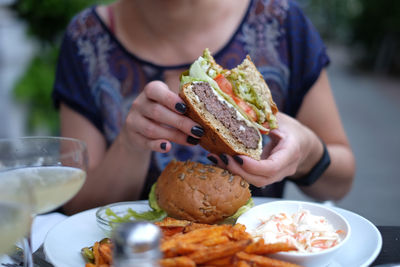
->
[53,0,330,199]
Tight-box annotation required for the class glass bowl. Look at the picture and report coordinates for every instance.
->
[96,201,156,237]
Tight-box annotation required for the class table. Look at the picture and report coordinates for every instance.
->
[372,226,400,266]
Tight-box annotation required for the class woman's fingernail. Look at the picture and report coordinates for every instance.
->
[160,142,167,150]
[233,155,243,165]
[191,126,204,137]
[187,136,200,145]
[219,154,228,165]
[207,155,218,164]
[175,102,187,114]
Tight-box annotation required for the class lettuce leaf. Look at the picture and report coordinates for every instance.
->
[105,207,166,223]
[181,57,255,125]
[222,198,254,225]
[148,182,162,212]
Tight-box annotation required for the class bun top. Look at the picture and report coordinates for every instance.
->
[232,56,278,120]
[155,160,251,224]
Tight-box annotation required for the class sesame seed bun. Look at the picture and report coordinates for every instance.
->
[155,160,251,224]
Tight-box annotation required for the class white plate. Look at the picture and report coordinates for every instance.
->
[44,200,148,267]
[44,198,382,267]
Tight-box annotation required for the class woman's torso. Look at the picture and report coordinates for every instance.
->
[55,0,329,198]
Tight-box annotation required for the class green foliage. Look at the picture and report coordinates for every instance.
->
[299,0,362,42]
[300,0,400,74]
[11,0,99,43]
[351,0,400,46]
[13,47,60,134]
[349,0,400,73]
[11,0,103,134]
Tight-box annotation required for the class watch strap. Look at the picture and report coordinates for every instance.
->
[290,140,331,186]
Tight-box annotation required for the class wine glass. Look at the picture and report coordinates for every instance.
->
[0,175,32,266]
[0,136,88,266]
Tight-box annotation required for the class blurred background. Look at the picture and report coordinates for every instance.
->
[0,0,399,225]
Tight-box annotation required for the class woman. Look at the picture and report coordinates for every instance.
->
[53,0,355,214]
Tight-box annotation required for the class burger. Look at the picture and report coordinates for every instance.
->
[180,49,278,160]
[149,160,253,224]
[179,50,278,159]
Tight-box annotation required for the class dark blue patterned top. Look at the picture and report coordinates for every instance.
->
[53,0,330,199]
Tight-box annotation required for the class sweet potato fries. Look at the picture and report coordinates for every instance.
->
[82,217,301,267]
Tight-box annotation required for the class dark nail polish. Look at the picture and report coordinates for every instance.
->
[191,126,204,137]
[175,102,187,114]
[187,136,200,145]
[160,142,167,150]
[233,155,243,165]
[219,154,228,165]
[207,156,218,164]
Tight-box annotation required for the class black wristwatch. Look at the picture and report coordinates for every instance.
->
[290,140,331,186]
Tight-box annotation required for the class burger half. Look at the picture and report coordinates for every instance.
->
[149,160,254,224]
[180,49,278,160]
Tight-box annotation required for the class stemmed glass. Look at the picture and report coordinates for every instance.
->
[0,136,88,266]
[0,174,32,266]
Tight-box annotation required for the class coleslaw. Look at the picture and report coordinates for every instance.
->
[250,209,344,253]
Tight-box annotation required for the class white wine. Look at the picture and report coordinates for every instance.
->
[0,202,31,255]
[1,166,86,214]
[29,166,86,214]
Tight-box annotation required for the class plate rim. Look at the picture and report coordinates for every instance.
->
[43,201,149,267]
[43,208,96,267]
[331,205,383,267]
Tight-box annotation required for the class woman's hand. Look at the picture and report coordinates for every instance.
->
[207,112,323,187]
[120,81,205,154]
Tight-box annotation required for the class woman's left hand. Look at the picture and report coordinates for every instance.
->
[208,112,323,187]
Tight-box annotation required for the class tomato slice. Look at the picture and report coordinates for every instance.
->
[214,74,234,96]
[260,122,270,135]
[214,74,259,124]
[233,97,257,122]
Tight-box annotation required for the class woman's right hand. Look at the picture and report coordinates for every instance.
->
[120,80,204,153]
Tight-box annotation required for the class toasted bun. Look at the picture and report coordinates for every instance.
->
[180,83,262,160]
[233,56,278,118]
[155,160,251,224]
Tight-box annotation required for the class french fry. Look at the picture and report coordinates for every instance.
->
[237,260,252,267]
[156,217,192,227]
[245,239,297,254]
[85,264,109,267]
[229,223,253,241]
[93,242,106,265]
[201,235,229,246]
[161,225,230,252]
[159,256,196,267]
[232,223,246,232]
[236,251,302,267]
[183,222,213,233]
[160,226,186,238]
[164,242,206,258]
[98,243,113,264]
[202,255,234,266]
[189,239,251,264]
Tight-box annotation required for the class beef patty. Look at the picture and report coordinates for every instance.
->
[192,82,260,149]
